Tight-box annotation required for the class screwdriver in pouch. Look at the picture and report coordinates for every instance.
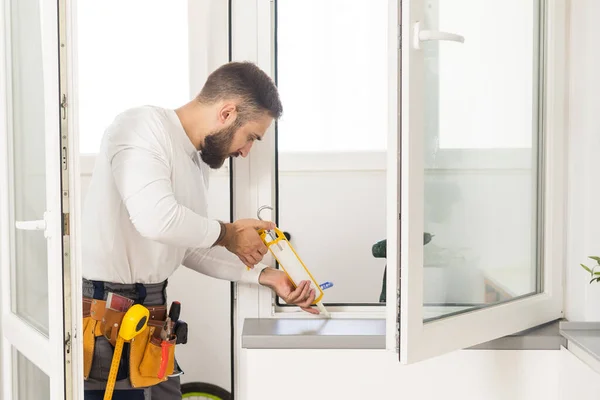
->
[168,301,188,344]
[158,301,181,379]
[168,301,181,333]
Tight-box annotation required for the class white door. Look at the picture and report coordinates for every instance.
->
[394,0,567,363]
[0,0,67,398]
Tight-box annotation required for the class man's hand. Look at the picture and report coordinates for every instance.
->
[218,219,275,267]
[258,267,320,315]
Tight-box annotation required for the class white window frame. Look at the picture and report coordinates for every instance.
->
[231,0,568,361]
[231,0,542,320]
[396,0,568,363]
[230,0,388,320]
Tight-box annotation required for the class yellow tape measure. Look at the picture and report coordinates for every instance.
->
[103,304,149,400]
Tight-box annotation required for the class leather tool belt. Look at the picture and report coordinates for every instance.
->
[82,296,177,388]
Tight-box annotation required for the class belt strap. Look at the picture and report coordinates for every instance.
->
[135,283,147,304]
[92,280,105,300]
[88,280,164,304]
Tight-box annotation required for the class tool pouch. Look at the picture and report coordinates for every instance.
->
[129,322,176,388]
[82,298,107,380]
[82,316,94,379]
[83,296,174,388]
[102,308,126,347]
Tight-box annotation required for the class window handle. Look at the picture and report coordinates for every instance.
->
[15,212,49,238]
[413,21,465,49]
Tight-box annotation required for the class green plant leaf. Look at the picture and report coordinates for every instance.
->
[589,256,600,263]
[581,263,593,273]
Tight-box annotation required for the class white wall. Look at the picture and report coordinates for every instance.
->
[241,349,560,400]
[559,348,598,400]
[565,0,600,322]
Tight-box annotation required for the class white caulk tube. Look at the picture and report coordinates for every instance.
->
[260,227,330,318]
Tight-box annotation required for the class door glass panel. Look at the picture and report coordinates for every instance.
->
[14,348,50,400]
[422,0,542,321]
[7,0,50,334]
[275,0,389,305]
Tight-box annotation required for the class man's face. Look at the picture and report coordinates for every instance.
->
[200,110,273,169]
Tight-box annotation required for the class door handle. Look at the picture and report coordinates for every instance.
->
[15,212,49,237]
[413,21,465,49]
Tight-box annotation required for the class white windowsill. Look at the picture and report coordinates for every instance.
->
[241,318,565,350]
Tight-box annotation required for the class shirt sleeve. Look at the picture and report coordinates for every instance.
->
[182,246,268,284]
[105,110,222,248]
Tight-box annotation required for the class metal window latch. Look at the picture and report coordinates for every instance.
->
[61,94,68,120]
[412,21,465,50]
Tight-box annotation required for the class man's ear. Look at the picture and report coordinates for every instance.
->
[219,103,237,124]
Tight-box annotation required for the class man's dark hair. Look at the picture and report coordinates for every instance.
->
[197,61,283,122]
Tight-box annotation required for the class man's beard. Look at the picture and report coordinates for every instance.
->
[200,123,238,169]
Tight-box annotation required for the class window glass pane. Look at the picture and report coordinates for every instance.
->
[77,0,189,153]
[422,0,541,321]
[276,0,388,153]
[434,1,535,149]
[8,0,50,335]
[275,0,388,305]
[14,349,50,400]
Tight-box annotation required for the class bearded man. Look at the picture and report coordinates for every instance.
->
[81,62,318,400]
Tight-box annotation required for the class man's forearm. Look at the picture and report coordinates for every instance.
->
[182,246,268,284]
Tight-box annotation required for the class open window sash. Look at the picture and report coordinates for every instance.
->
[392,0,566,364]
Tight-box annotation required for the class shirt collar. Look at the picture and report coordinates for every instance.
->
[169,109,198,159]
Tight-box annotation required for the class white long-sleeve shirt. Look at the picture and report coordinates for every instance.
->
[82,105,266,284]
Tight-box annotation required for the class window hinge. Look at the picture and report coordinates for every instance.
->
[64,331,72,356]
